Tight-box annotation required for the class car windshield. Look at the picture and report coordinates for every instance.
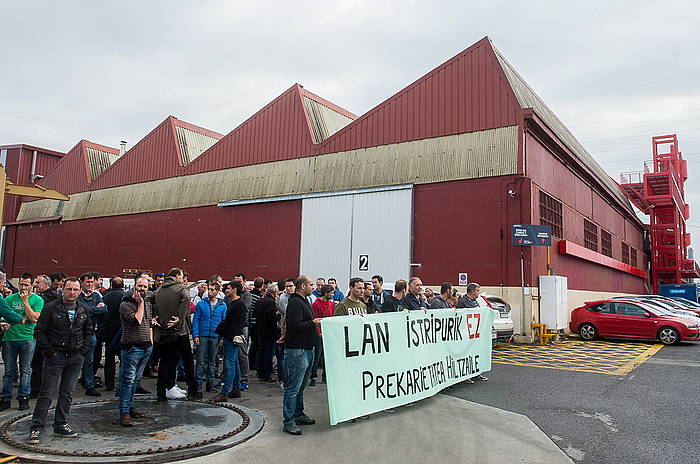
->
[676,298,700,308]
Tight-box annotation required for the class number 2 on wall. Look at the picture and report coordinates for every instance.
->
[359,255,369,271]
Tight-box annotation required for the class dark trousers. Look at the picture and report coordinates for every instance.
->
[30,349,44,396]
[103,344,119,390]
[248,325,258,371]
[92,337,106,376]
[257,338,276,380]
[311,335,324,380]
[156,335,197,398]
[31,352,84,431]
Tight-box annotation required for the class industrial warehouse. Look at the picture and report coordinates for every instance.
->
[0,36,696,339]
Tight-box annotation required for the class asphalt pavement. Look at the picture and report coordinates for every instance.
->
[447,339,700,463]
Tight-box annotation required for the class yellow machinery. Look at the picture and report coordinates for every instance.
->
[0,166,69,223]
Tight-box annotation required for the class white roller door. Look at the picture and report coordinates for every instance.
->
[300,186,412,289]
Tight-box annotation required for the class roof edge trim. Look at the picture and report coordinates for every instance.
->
[217,183,414,207]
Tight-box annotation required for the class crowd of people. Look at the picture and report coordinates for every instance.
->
[0,268,488,441]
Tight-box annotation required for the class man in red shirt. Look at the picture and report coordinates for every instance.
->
[309,285,334,386]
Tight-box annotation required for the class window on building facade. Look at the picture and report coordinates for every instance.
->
[630,247,637,268]
[539,190,563,238]
[622,242,630,264]
[584,219,598,252]
[601,230,612,257]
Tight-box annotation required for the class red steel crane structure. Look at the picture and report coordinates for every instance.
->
[620,134,700,293]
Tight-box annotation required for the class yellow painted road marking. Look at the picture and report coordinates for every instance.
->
[493,340,664,375]
[611,344,664,376]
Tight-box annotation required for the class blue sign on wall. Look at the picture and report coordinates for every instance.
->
[512,224,552,246]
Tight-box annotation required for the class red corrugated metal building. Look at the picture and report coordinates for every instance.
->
[0,144,65,224]
[2,37,651,334]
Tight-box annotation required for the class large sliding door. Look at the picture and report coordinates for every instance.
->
[300,186,412,288]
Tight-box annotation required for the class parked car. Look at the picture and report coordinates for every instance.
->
[645,295,700,315]
[482,295,515,340]
[569,299,700,345]
[672,297,700,309]
[612,296,700,322]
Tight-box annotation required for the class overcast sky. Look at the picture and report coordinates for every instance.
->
[2,1,699,238]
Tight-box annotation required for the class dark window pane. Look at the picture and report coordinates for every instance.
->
[539,190,563,238]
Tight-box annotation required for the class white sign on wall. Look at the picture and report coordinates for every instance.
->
[458,272,468,286]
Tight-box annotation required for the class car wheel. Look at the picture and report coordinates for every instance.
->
[658,327,680,345]
[579,323,597,341]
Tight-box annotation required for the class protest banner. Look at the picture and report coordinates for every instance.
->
[322,308,494,425]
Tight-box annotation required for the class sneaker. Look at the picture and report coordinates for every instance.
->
[135,386,151,395]
[227,390,241,399]
[0,400,11,412]
[464,378,475,385]
[309,378,316,386]
[283,423,302,435]
[475,374,488,381]
[295,414,316,425]
[85,388,101,397]
[53,424,78,438]
[239,382,248,392]
[166,387,185,400]
[18,396,30,411]
[27,429,41,444]
[173,385,187,395]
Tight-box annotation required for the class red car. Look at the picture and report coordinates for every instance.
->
[569,299,700,345]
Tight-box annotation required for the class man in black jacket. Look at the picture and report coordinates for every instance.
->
[100,277,125,391]
[28,277,93,444]
[282,275,321,436]
[254,284,280,382]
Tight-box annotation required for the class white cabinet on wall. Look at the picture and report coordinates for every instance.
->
[539,275,568,330]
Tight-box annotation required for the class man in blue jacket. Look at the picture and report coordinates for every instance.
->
[192,281,227,392]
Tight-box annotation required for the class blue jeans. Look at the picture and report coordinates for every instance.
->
[275,343,286,383]
[282,348,313,425]
[196,337,219,386]
[2,340,36,399]
[81,334,97,389]
[118,346,152,414]
[220,340,240,395]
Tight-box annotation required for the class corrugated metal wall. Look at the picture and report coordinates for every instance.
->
[89,118,180,189]
[18,126,518,222]
[493,46,633,212]
[317,38,521,155]
[6,201,302,280]
[0,146,64,223]
[36,141,118,195]
[303,96,354,143]
[86,147,119,181]
[184,85,316,175]
[175,125,220,165]
[89,117,222,190]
